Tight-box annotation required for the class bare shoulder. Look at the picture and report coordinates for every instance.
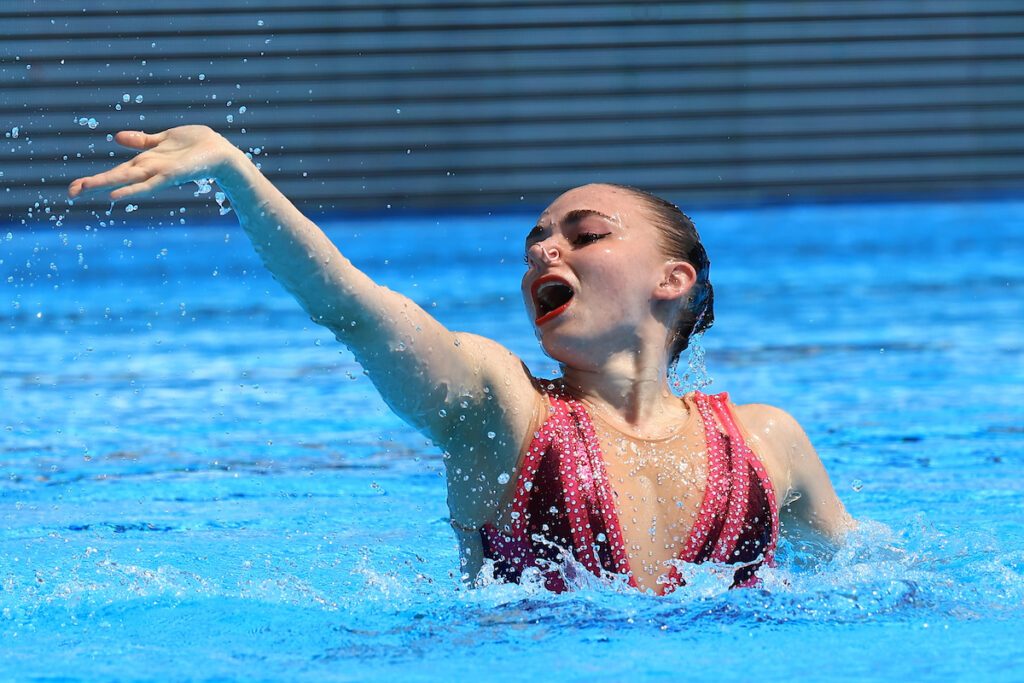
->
[440,332,547,528]
[733,402,802,435]
[731,403,801,503]
[448,332,539,405]
[440,331,544,456]
[733,401,855,541]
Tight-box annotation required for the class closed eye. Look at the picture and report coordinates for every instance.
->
[573,232,610,246]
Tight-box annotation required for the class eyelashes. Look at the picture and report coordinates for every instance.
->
[572,232,610,246]
[523,232,611,264]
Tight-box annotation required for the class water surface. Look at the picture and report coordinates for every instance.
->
[2,199,1022,681]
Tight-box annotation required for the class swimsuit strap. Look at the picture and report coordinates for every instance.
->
[707,394,754,563]
[670,392,779,588]
[563,397,634,579]
[710,394,780,565]
[676,391,732,564]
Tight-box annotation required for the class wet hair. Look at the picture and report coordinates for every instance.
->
[608,184,714,365]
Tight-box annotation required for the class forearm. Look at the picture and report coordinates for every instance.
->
[215,148,373,331]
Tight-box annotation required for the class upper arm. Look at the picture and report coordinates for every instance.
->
[736,404,855,542]
[332,280,539,451]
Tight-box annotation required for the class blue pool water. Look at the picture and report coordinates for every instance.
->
[1,199,1022,681]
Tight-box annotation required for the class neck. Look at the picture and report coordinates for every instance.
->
[558,351,684,433]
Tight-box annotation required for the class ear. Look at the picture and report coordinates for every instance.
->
[653,261,697,301]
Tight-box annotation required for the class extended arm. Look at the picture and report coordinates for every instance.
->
[68,127,538,481]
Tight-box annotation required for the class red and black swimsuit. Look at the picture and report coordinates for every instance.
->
[480,389,779,594]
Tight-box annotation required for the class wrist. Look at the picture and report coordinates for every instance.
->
[212,142,253,190]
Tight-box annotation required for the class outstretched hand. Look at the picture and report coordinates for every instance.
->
[67,125,239,201]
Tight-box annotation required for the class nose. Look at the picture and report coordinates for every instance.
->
[526,240,561,267]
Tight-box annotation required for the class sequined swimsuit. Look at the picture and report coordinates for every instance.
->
[479,388,779,593]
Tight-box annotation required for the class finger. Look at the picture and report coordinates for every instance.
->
[114,130,167,151]
[73,165,151,197]
[109,174,168,200]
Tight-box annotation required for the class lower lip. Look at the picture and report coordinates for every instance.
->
[535,298,572,325]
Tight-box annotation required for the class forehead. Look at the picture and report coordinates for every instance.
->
[537,184,649,227]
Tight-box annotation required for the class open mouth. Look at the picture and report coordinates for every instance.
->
[532,275,575,325]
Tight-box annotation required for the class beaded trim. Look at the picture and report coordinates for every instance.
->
[479,385,779,592]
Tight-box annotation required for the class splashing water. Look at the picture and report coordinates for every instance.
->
[669,332,714,395]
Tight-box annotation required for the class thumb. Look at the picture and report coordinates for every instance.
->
[114,130,166,150]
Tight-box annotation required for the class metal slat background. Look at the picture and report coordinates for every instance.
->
[2,0,1023,224]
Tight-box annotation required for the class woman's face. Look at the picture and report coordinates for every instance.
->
[521,184,683,368]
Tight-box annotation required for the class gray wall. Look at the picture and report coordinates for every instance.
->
[3,0,1023,223]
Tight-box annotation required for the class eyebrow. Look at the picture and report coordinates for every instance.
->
[525,209,615,246]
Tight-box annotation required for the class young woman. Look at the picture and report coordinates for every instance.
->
[69,126,853,594]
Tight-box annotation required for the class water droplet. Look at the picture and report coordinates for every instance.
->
[438,409,447,418]
[134,95,143,103]
[486,431,496,439]
[122,94,130,102]
[497,472,510,485]
[851,479,864,492]
[198,73,206,81]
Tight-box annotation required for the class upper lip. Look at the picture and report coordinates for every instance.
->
[530,273,575,319]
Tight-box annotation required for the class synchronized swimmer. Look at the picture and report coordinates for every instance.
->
[69,126,854,594]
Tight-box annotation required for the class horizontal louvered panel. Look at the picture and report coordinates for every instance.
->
[2,0,1022,224]
[9,25,1024,63]
[9,61,1024,106]
[44,154,1024,200]
[11,170,1018,223]
[12,129,1024,186]
[13,102,1024,147]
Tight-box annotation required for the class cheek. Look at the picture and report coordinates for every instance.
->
[585,252,638,293]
